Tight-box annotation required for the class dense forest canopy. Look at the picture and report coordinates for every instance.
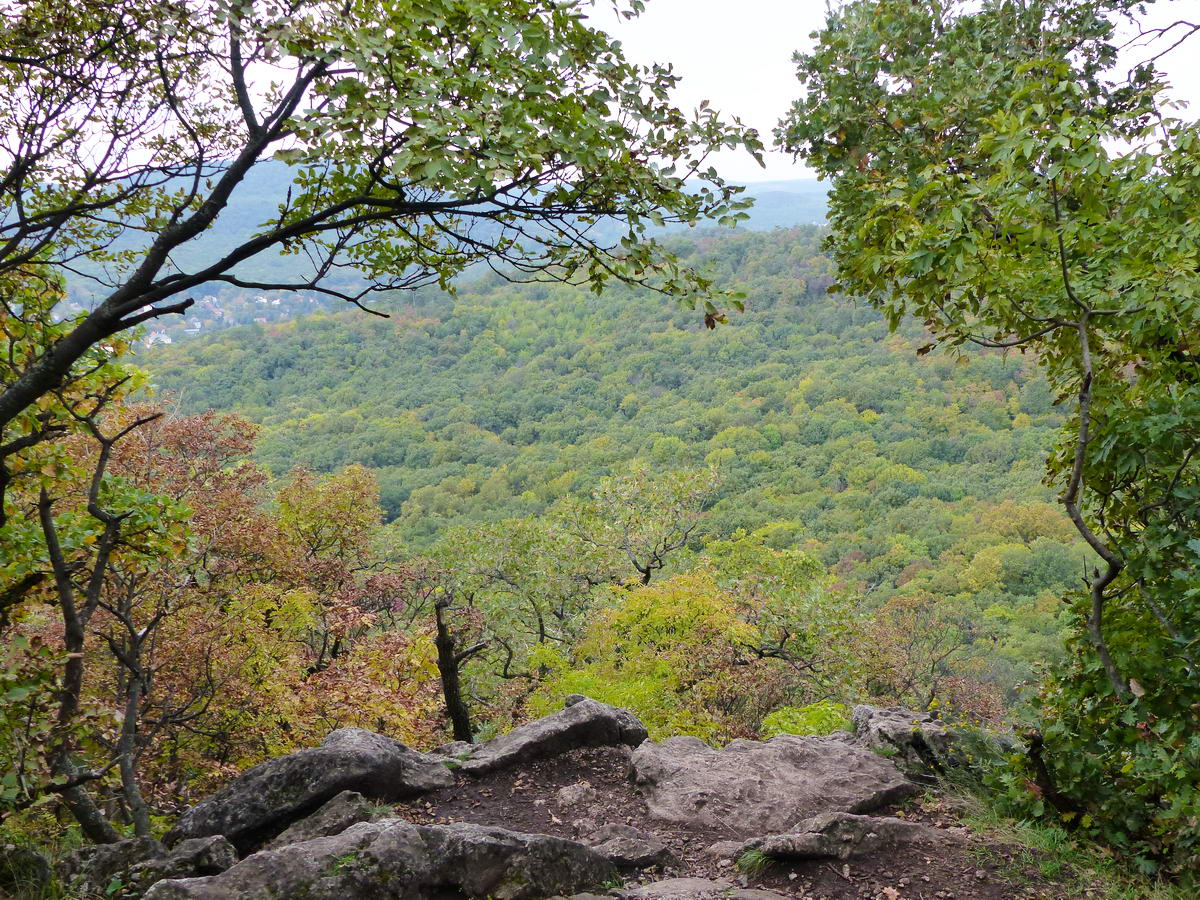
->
[144,228,1086,698]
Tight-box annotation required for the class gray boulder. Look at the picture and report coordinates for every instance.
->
[585,823,678,871]
[263,789,379,850]
[556,780,601,808]
[0,844,51,896]
[631,734,918,838]
[432,740,474,760]
[701,840,743,860]
[851,705,1016,779]
[165,728,454,853]
[143,819,618,900]
[458,698,647,776]
[745,811,939,860]
[58,836,165,896]
[130,836,239,891]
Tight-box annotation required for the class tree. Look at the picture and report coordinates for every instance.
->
[385,558,487,743]
[781,0,1200,874]
[563,464,720,584]
[530,537,855,742]
[274,465,386,674]
[432,515,618,727]
[530,568,759,741]
[1,370,186,842]
[863,591,968,712]
[704,528,860,702]
[0,0,763,507]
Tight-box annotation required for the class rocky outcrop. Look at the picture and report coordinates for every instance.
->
[165,728,454,853]
[745,811,939,860]
[631,734,918,838]
[585,823,678,871]
[143,819,618,900]
[58,835,238,897]
[262,789,378,850]
[851,705,1015,779]
[457,698,648,776]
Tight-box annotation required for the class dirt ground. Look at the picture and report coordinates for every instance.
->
[390,745,1097,900]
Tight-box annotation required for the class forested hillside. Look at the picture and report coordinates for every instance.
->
[146,228,1087,697]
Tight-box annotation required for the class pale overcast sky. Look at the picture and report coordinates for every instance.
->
[602,0,1200,185]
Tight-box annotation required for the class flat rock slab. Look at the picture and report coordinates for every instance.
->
[166,728,454,853]
[144,819,618,900]
[631,734,918,838]
[459,698,648,776]
[622,877,788,899]
[745,812,941,860]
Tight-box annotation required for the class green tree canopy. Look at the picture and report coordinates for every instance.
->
[0,0,761,504]
[781,0,1200,874]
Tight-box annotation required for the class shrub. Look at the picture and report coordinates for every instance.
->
[760,700,851,738]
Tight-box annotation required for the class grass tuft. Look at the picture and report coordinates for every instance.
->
[735,847,771,877]
[945,787,1191,900]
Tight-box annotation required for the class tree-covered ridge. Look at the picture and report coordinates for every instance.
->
[145,228,1087,693]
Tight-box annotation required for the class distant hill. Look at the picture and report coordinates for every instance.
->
[64,167,827,304]
[731,182,828,228]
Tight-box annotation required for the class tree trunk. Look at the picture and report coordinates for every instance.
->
[433,601,473,743]
[117,675,151,836]
[39,491,121,844]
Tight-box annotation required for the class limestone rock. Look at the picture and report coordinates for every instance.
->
[130,836,239,891]
[165,728,454,853]
[585,823,677,871]
[701,840,743,860]
[556,780,601,808]
[631,734,918,838]
[851,705,1016,779]
[458,698,648,776]
[432,740,474,759]
[745,811,940,860]
[262,789,378,850]
[57,834,239,896]
[143,819,618,900]
[58,836,165,896]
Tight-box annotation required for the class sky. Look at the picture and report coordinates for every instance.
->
[604,0,828,183]
[601,0,1200,185]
